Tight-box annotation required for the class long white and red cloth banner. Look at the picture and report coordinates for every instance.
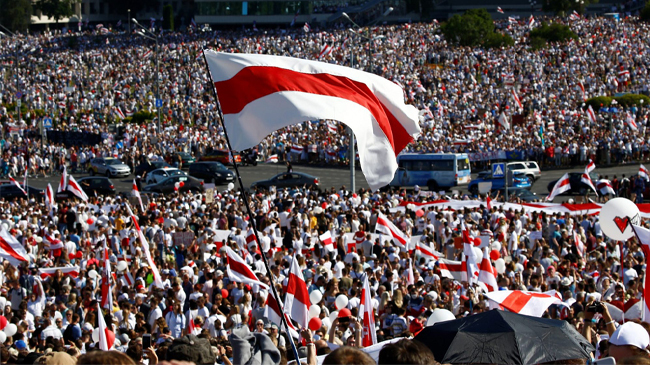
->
[390,199,650,218]
[38,266,80,279]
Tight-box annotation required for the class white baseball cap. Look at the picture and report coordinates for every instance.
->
[609,322,650,350]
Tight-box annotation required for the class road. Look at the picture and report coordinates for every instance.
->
[22,163,641,201]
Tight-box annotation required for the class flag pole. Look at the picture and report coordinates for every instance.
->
[201,50,302,362]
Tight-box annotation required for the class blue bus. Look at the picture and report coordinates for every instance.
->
[389,153,472,191]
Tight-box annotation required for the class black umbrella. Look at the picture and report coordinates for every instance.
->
[414,310,594,364]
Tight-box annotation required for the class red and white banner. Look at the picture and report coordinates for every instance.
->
[478,247,498,292]
[438,258,467,282]
[574,231,585,257]
[375,212,408,249]
[511,89,522,110]
[114,107,125,119]
[631,224,650,323]
[97,303,114,350]
[497,6,504,13]
[586,105,597,123]
[319,230,335,252]
[225,246,269,289]
[546,173,571,201]
[640,164,650,181]
[463,243,479,285]
[57,166,67,193]
[0,228,29,266]
[132,179,144,212]
[416,241,441,262]
[45,183,55,210]
[264,292,299,339]
[67,175,88,202]
[581,173,597,194]
[284,254,310,329]
[38,266,80,279]
[485,290,561,317]
[8,176,26,196]
[43,232,63,250]
[203,51,420,190]
[585,160,595,174]
[265,155,278,163]
[597,179,616,196]
[627,112,638,131]
[291,145,303,154]
[126,204,163,288]
[578,80,586,101]
[360,274,377,346]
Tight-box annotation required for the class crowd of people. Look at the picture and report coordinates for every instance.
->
[0,8,649,365]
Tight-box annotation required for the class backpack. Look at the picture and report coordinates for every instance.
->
[63,323,75,342]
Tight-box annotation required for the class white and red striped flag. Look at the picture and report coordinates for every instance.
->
[142,50,152,59]
[597,179,616,196]
[43,232,63,251]
[225,246,269,289]
[188,310,196,334]
[359,274,377,346]
[290,145,303,154]
[375,212,408,250]
[319,230,335,252]
[573,231,585,257]
[508,16,517,23]
[125,204,163,288]
[327,121,338,133]
[67,175,89,202]
[57,166,67,193]
[416,241,441,262]
[627,112,638,131]
[114,107,125,120]
[546,173,571,201]
[511,89,522,110]
[121,270,135,287]
[9,175,27,196]
[0,228,29,266]
[101,242,113,309]
[463,242,479,285]
[497,6,504,13]
[485,290,561,317]
[38,266,80,279]
[45,183,55,210]
[478,247,498,292]
[264,292,300,339]
[438,258,467,282]
[318,44,332,59]
[586,105,597,123]
[625,224,650,322]
[132,179,144,212]
[486,195,492,210]
[284,254,310,329]
[22,169,27,193]
[528,15,535,28]
[461,221,482,247]
[640,164,650,181]
[265,155,278,163]
[578,80,587,101]
[581,173,597,195]
[203,51,420,190]
[97,303,114,350]
[585,159,595,174]
[569,10,580,20]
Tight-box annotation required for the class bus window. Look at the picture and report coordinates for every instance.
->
[457,158,470,172]
[414,161,428,171]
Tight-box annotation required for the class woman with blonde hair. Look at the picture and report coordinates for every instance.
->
[378,290,391,316]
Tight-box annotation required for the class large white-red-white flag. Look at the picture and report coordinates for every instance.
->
[478,247,498,292]
[416,241,442,262]
[0,228,29,266]
[585,160,595,174]
[264,292,300,339]
[8,175,26,196]
[225,246,269,289]
[596,179,616,196]
[586,105,597,123]
[45,184,55,209]
[630,224,650,323]
[284,254,310,329]
[359,274,377,346]
[573,231,586,257]
[375,212,408,250]
[57,166,67,193]
[100,242,113,310]
[38,266,79,279]
[546,173,571,201]
[438,258,467,282]
[627,112,638,131]
[581,173,597,195]
[203,51,421,190]
[511,89,522,110]
[640,164,650,181]
[67,175,89,202]
[97,303,114,350]
[319,230,336,252]
[132,179,144,212]
[485,290,561,317]
[125,204,163,288]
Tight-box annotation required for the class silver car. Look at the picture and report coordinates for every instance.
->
[89,157,131,177]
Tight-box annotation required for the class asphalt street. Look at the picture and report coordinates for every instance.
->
[21,162,643,202]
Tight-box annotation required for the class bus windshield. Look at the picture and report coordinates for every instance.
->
[457,157,470,172]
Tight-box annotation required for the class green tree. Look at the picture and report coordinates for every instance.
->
[441,8,512,48]
[542,0,598,16]
[0,0,32,32]
[641,1,650,22]
[529,22,577,49]
[36,0,77,23]
[106,0,159,17]
[162,4,173,31]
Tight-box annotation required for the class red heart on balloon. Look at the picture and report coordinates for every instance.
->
[613,216,629,233]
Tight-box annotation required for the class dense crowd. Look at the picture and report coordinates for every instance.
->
[0,10,650,365]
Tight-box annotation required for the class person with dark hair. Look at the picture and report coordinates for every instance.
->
[77,350,137,365]
[322,347,375,365]
[378,338,439,365]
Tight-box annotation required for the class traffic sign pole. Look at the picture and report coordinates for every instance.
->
[505,164,509,202]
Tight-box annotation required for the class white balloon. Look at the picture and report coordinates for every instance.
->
[227,183,235,191]
[491,241,502,252]
[4,323,17,337]
[495,258,506,274]
[599,198,641,241]
[335,295,348,310]
[117,261,128,272]
[88,270,98,279]
[92,328,100,343]
[426,309,455,326]
[309,290,323,305]
[472,246,483,262]
[0,331,6,343]
[321,317,331,330]
[308,304,321,319]
[329,311,339,323]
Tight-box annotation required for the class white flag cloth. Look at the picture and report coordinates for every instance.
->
[284,254,310,329]
[126,204,163,288]
[360,273,377,346]
[45,184,55,210]
[485,290,561,317]
[0,228,29,266]
[631,224,650,323]
[203,51,421,190]
[132,179,144,212]
[57,166,67,193]
[67,175,89,202]
[546,173,571,201]
[225,246,269,289]
[97,303,114,350]
[265,292,300,339]
[38,266,80,279]
[640,165,650,181]
[375,212,408,249]
[478,247,498,292]
[438,258,467,282]
[319,230,335,252]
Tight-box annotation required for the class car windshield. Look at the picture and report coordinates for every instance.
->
[207,163,228,171]
[106,159,122,165]
[169,170,186,176]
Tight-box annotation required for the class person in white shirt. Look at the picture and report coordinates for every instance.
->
[40,319,63,340]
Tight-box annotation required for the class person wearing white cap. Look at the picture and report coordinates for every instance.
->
[607,322,650,362]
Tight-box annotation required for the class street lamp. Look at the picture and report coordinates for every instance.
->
[128,9,131,33]
[133,18,162,133]
[341,8,392,192]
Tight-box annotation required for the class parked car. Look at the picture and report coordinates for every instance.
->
[0,181,44,201]
[468,172,532,195]
[142,175,204,195]
[251,172,320,190]
[546,172,599,196]
[199,149,242,165]
[56,177,116,200]
[144,168,188,185]
[188,162,235,185]
[504,161,542,181]
[134,160,171,178]
[174,152,196,167]
[89,157,131,177]
[490,188,539,202]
